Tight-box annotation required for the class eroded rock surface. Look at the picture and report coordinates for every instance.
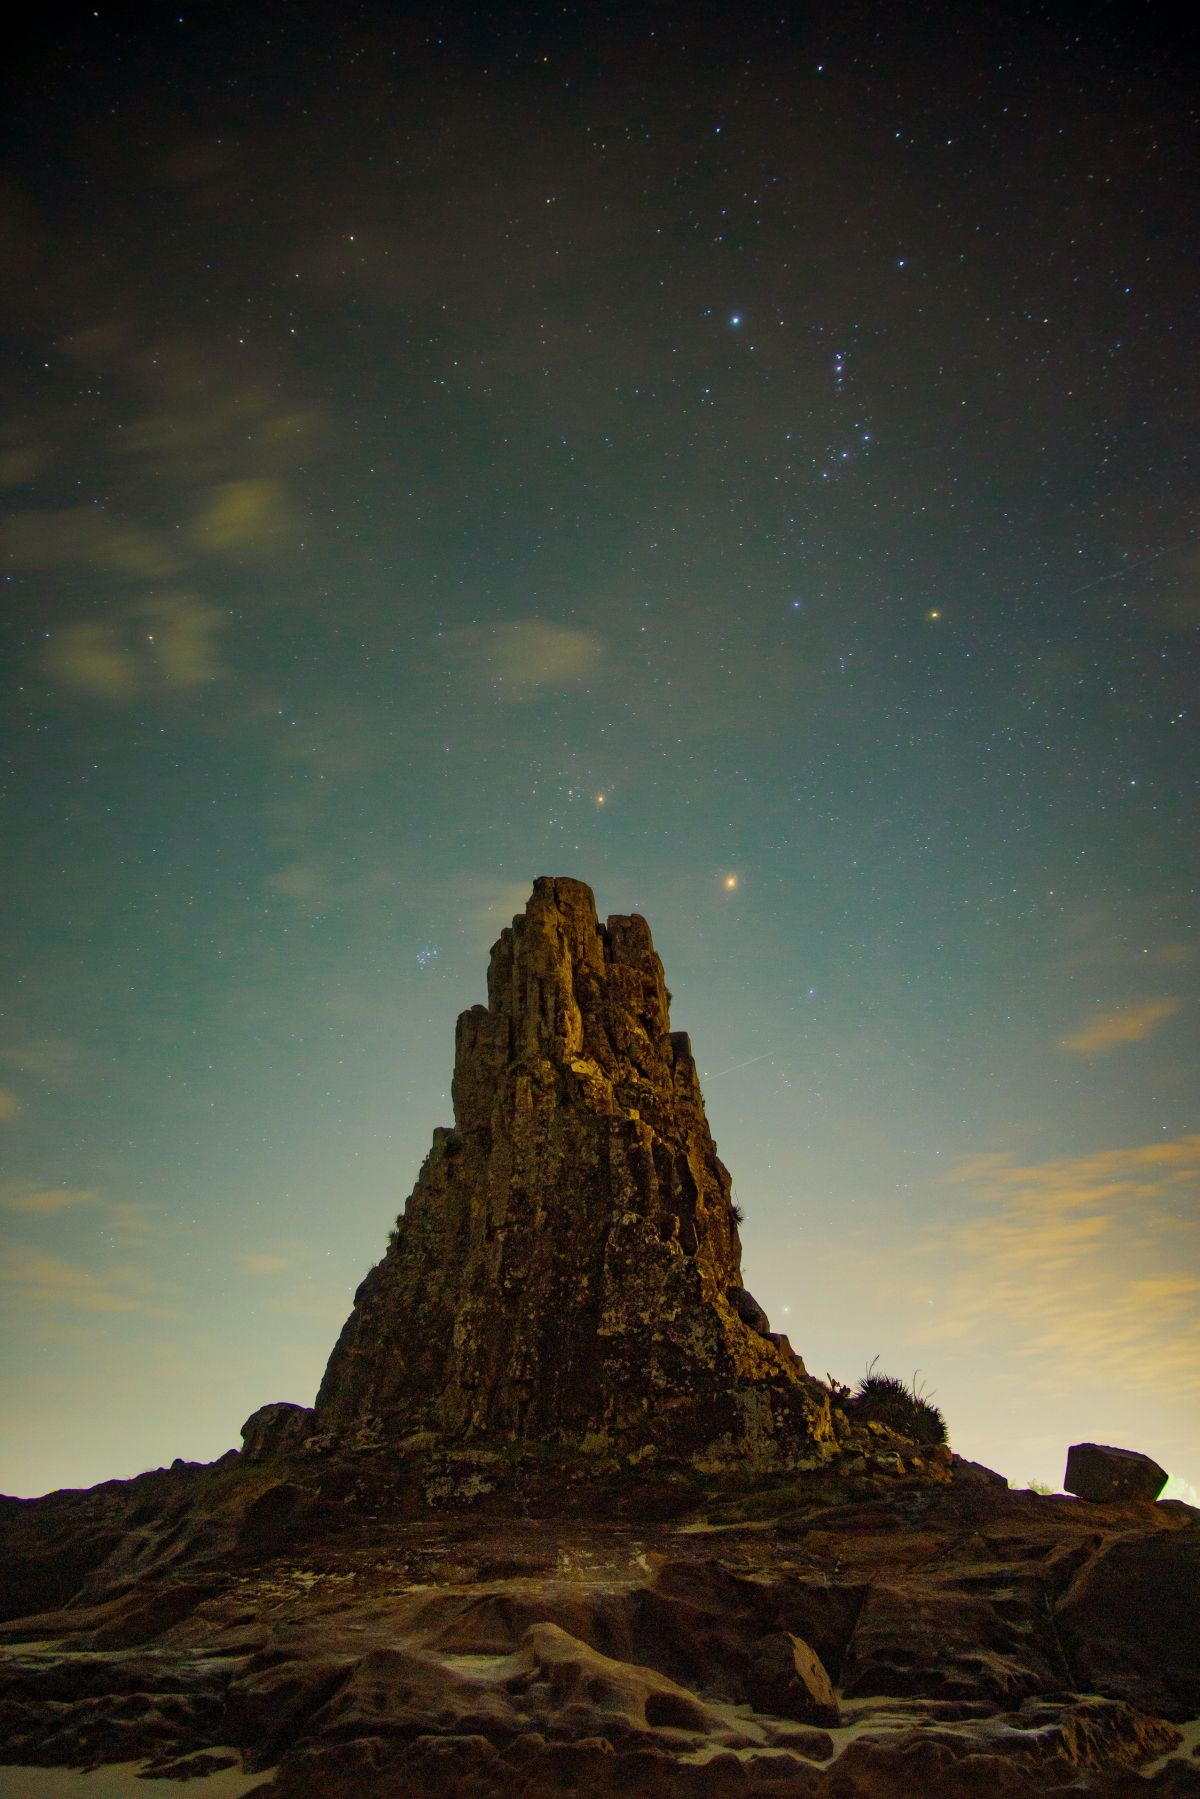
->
[315,876,833,1464]
[0,1456,1196,1795]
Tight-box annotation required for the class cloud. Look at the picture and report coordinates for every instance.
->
[191,477,292,552]
[0,1090,19,1120]
[496,620,603,690]
[141,595,225,686]
[0,1240,147,1314]
[0,1036,80,1087]
[1150,943,1197,968]
[0,1189,156,1248]
[265,860,341,916]
[44,621,141,699]
[0,443,51,486]
[918,1134,1200,1397]
[237,1252,296,1276]
[1061,998,1181,1053]
[0,507,176,579]
[0,1186,96,1216]
[235,1245,336,1307]
[44,596,225,700]
[106,1203,160,1244]
[457,876,539,947]
[454,619,604,700]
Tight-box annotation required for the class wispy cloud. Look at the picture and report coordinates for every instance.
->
[106,1203,160,1244]
[235,1246,347,1329]
[140,595,226,685]
[43,595,225,700]
[0,442,51,486]
[265,859,342,917]
[0,506,177,579]
[0,1187,97,1216]
[0,1090,19,1121]
[457,876,539,947]
[190,477,293,553]
[236,1252,297,1276]
[1061,998,1181,1053]
[0,1240,149,1315]
[0,1188,160,1251]
[44,621,140,700]
[0,1037,80,1087]
[918,1134,1200,1396]
[453,618,604,700]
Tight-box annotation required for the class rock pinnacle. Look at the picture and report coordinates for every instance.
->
[316,876,834,1463]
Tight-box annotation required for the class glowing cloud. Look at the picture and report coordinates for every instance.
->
[266,860,341,916]
[459,877,543,945]
[0,1187,96,1216]
[191,477,292,552]
[918,1134,1200,1397]
[468,619,604,699]
[43,597,225,700]
[237,1252,295,1276]
[141,595,226,686]
[0,1090,21,1120]
[0,1241,146,1315]
[1061,998,1181,1053]
[0,1036,80,1086]
[45,622,140,700]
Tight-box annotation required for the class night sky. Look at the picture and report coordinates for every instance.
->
[3,3,1197,1501]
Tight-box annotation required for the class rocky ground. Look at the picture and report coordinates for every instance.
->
[1,1440,1197,1796]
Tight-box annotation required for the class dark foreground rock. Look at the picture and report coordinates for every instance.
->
[1066,1442,1170,1505]
[0,1449,1197,1796]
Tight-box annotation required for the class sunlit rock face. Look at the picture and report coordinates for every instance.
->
[316,875,834,1462]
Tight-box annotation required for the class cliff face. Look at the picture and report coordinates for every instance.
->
[316,875,833,1463]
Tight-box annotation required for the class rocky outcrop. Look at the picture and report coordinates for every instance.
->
[0,1460,1196,1795]
[241,1401,317,1462]
[316,876,833,1465]
[1066,1441,1169,1504]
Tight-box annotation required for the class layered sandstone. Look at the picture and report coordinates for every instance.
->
[315,875,833,1463]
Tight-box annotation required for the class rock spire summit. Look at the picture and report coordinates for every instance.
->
[316,876,833,1462]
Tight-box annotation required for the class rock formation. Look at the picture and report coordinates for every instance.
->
[2,875,1197,1797]
[315,875,833,1464]
[1066,1441,1169,1504]
[2,1462,1197,1795]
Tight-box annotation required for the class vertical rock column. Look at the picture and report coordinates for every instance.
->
[316,876,833,1464]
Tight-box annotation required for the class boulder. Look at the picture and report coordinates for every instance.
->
[1054,1526,1200,1719]
[240,1401,317,1463]
[744,1630,840,1725]
[1064,1442,1168,1503]
[726,1284,772,1335]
